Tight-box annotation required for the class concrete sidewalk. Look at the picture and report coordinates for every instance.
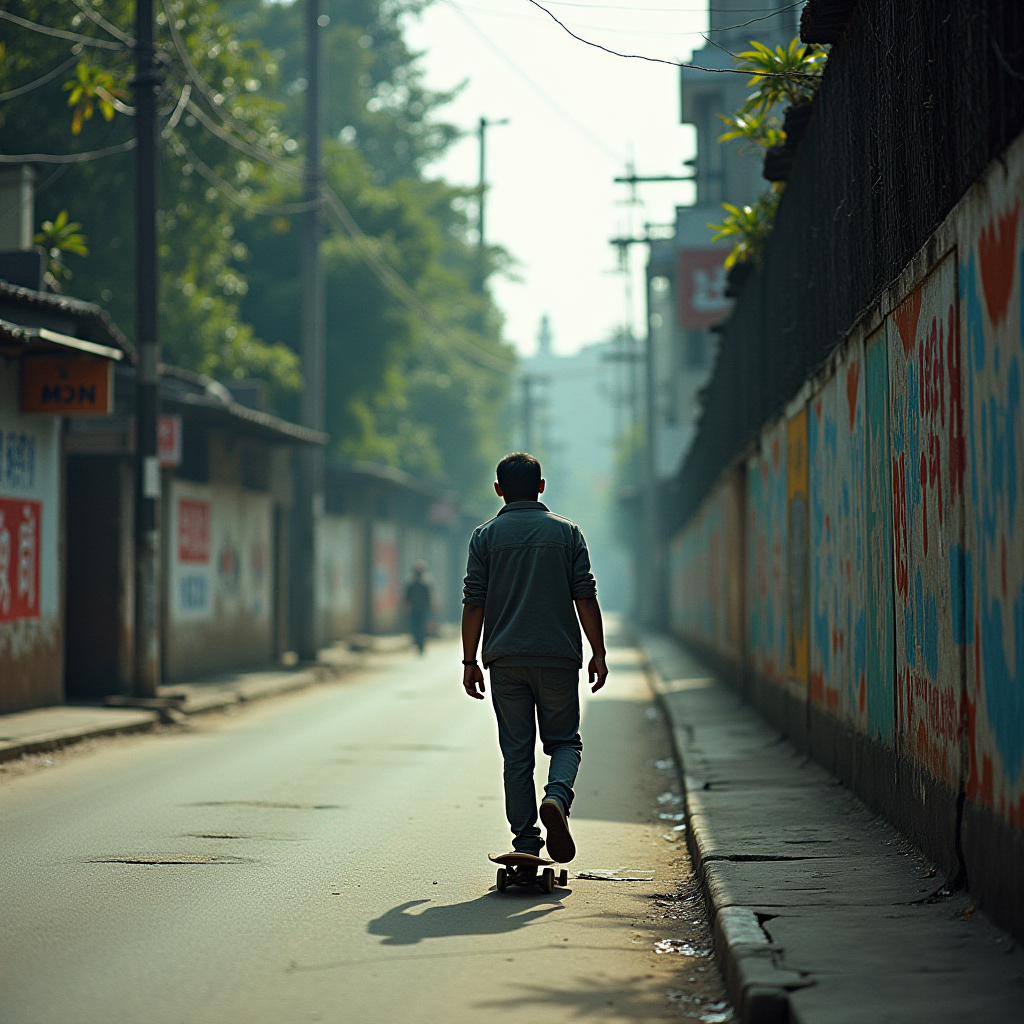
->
[0,641,371,764]
[640,633,1024,1024]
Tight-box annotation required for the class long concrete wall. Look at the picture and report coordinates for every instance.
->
[669,131,1024,939]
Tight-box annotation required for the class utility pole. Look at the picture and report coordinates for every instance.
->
[294,0,326,658]
[474,116,508,292]
[608,216,671,628]
[642,270,660,628]
[132,0,161,697]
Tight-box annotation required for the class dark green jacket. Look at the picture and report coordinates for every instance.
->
[463,501,597,667]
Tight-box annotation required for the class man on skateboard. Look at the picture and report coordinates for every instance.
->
[461,452,608,869]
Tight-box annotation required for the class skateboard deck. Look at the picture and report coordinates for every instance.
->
[488,852,553,868]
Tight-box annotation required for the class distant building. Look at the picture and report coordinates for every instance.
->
[517,319,630,612]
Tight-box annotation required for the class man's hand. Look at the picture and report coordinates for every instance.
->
[588,654,608,693]
[463,662,486,699]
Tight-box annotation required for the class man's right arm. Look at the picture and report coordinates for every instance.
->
[574,596,608,693]
[461,529,487,699]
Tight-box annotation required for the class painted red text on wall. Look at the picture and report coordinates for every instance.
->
[0,497,41,622]
[178,498,211,564]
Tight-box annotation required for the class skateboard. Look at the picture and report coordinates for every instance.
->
[489,852,569,893]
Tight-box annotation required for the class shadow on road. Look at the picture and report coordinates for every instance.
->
[367,893,566,945]
[476,975,680,1020]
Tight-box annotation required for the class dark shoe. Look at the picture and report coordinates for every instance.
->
[540,797,576,863]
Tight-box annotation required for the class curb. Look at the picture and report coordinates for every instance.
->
[640,648,798,1024]
[0,709,159,764]
[0,657,360,765]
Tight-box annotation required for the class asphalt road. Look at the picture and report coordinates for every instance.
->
[0,638,729,1024]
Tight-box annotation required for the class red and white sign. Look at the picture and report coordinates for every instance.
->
[0,497,41,622]
[677,248,733,329]
[158,415,183,468]
[177,498,211,563]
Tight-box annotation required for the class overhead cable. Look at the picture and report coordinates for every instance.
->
[160,0,285,152]
[67,0,135,46]
[0,54,79,101]
[320,188,515,372]
[519,0,815,76]
[0,9,124,49]
[445,2,620,162]
[0,138,138,163]
[167,131,317,214]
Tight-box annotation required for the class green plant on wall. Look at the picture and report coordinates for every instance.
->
[710,38,828,269]
[708,187,782,269]
[735,38,827,118]
[717,106,785,154]
[34,210,89,289]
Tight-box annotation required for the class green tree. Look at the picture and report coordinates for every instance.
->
[0,0,514,500]
[0,0,302,406]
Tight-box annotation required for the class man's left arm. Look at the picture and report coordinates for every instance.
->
[461,604,485,698]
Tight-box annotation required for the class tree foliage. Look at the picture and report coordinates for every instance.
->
[0,0,514,501]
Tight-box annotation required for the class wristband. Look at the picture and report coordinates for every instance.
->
[462,659,478,665]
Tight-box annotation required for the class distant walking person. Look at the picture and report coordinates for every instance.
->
[461,453,608,865]
[405,562,432,656]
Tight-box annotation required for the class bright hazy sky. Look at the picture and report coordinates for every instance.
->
[403,0,710,356]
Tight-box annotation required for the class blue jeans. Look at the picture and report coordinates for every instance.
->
[489,665,583,855]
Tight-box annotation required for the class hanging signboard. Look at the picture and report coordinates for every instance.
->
[158,414,183,467]
[21,356,113,415]
[677,248,733,329]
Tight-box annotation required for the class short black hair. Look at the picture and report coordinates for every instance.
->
[496,452,542,501]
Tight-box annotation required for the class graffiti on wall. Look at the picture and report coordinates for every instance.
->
[372,521,400,629]
[888,254,965,787]
[747,419,788,686]
[669,480,728,655]
[787,407,810,685]
[667,133,1024,837]
[170,483,272,627]
[808,344,868,723]
[318,514,359,639]
[865,326,896,742]
[962,168,1024,826]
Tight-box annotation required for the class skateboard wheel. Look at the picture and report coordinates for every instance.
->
[496,867,507,892]
[558,869,568,887]
[541,867,555,893]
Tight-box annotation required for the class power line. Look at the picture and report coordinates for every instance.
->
[320,188,515,372]
[542,0,805,31]
[0,138,137,163]
[183,97,300,174]
[446,1,702,36]
[518,0,813,75]
[0,54,79,101]
[0,9,124,50]
[545,1,792,10]
[156,9,513,371]
[68,0,135,46]
[160,0,290,154]
[167,130,316,214]
[444,2,620,162]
